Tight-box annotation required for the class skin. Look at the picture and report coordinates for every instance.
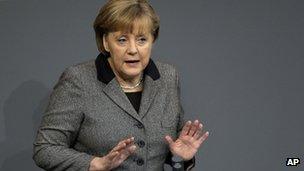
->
[89,137,137,171]
[165,120,209,161]
[89,24,209,170]
[103,26,153,92]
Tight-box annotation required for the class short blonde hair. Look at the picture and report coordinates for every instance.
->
[93,0,160,53]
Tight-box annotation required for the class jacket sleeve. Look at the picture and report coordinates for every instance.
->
[33,67,94,171]
[165,69,195,170]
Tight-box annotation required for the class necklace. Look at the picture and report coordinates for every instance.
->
[119,76,143,89]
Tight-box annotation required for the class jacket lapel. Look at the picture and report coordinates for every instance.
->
[102,78,142,123]
[138,74,161,119]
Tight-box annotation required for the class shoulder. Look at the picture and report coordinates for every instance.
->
[153,60,179,83]
[63,59,95,76]
[58,59,97,86]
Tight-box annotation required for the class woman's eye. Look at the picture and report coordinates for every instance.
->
[117,37,127,44]
[137,37,147,44]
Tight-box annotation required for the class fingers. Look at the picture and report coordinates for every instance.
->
[112,144,136,163]
[181,120,201,137]
[107,151,119,161]
[118,144,137,158]
[188,120,200,136]
[128,144,137,153]
[180,121,191,136]
[105,137,137,168]
[193,123,203,139]
[111,137,135,153]
[111,142,126,153]
[181,120,209,142]
[190,120,209,144]
[165,135,174,145]
[198,131,209,144]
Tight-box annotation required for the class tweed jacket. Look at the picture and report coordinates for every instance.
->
[33,53,195,171]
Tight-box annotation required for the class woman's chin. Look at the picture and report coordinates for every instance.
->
[123,69,143,79]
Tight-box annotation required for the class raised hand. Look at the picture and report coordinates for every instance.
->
[89,137,137,171]
[165,120,209,161]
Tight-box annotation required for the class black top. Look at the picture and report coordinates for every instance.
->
[125,91,142,113]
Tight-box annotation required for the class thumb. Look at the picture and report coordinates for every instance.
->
[165,135,174,145]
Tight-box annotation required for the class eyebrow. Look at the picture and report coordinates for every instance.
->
[136,34,148,37]
[111,33,127,39]
[112,33,149,39]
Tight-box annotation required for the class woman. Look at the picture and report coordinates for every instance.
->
[33,0,209,170]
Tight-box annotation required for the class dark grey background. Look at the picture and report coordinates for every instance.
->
[1,0,303,170]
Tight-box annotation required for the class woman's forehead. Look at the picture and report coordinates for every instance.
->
[111,17,152,35]
[110,29,151,37]
[111,24,152,36]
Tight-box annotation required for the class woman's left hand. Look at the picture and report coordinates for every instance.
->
[165,120,209,161]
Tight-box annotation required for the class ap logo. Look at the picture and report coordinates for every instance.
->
[286,158,300,166]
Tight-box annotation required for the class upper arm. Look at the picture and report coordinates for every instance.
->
[38,67,85,146]
[33,67,93,170]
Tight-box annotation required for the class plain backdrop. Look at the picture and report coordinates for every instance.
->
[0,0,303,170]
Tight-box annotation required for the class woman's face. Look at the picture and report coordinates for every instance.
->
[103,26,154,80]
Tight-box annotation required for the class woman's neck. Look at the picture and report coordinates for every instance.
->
[116,74,143,92]
[115,73,142,86]
[108,58,143,92]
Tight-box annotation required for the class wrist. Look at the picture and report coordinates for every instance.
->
[89,157,108,171]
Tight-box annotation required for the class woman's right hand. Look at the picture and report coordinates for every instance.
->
[89,137,137,171]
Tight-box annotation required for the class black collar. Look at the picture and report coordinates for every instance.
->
[95,53,160,84]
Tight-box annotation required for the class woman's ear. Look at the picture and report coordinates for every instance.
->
[103,34,110,52]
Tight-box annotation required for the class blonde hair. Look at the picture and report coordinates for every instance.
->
[93,0,160,53]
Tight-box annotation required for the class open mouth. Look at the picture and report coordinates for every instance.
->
[125,60,140,63]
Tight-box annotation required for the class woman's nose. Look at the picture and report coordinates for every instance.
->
[127,39,138,55]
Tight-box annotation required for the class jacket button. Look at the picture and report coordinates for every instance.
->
[136,158,144,166]
[134,123,144,129]
[137,140,145,148]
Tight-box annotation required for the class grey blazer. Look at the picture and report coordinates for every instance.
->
[33,54,194,171]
